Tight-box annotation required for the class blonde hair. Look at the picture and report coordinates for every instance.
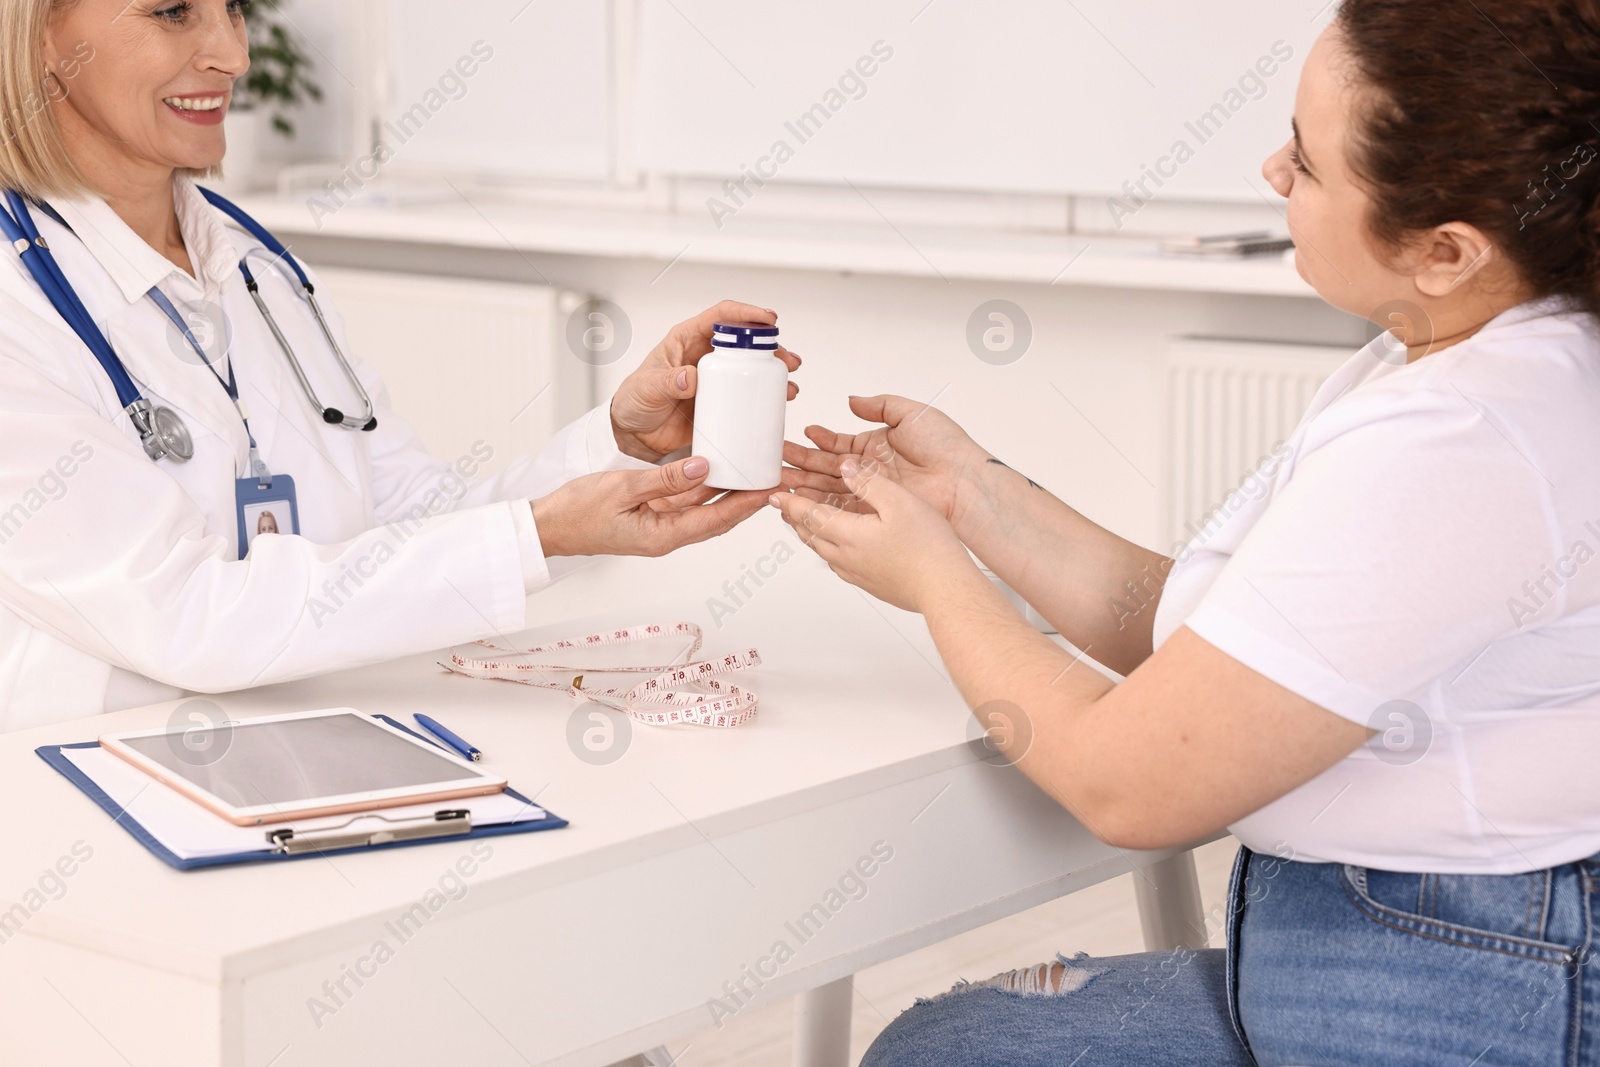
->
[0,0,91,199]
[0,0,223,200]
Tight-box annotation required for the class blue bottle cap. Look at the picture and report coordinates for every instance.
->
[712,321,780,350]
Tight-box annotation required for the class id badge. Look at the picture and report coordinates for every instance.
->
[235,475,300,559]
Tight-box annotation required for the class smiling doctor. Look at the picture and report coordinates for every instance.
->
[0,0,799,732]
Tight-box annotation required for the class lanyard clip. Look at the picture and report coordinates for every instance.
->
[250,445,272,489]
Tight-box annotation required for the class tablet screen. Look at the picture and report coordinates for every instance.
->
[115,712,487,808]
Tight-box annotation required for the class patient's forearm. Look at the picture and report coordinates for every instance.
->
[953,459,1172,676]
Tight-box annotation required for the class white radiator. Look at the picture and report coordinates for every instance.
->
[1160,337,1352,549]
[312,268,595,474]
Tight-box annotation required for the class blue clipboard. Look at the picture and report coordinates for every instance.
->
[35,715,567,871]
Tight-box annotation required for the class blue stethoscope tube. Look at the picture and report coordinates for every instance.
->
[0,186,377,466]
[0,189,193,462]
[1,190,139,405]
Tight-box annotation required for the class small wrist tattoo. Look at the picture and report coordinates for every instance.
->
[987,457,1043,490]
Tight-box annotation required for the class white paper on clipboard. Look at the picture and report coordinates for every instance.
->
[63,745,546,862]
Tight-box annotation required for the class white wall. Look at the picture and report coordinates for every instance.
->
[633,0,1321,203]
[382,0,613,179]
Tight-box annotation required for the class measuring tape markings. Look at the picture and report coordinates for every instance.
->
[441,622,761,728]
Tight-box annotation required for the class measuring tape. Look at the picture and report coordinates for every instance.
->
[440,622,760,728]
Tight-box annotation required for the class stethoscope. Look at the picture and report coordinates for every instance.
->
[0,186,376,466]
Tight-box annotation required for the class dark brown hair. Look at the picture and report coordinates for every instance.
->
[1337,0,1600,318]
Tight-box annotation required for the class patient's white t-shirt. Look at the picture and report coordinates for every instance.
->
[1151,297,1600,874]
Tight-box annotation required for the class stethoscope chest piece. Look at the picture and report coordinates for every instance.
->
[128,398,194,463]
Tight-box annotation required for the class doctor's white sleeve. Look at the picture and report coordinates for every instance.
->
[0,316,579,697]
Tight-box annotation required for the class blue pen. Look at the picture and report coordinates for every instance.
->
[414,714,482,762]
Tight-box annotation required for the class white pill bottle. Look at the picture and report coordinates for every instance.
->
[691,321,787,490]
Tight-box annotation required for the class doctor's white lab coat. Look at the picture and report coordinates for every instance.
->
[0,175,651,732]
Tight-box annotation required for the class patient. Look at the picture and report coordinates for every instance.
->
[774,0,1600,1063]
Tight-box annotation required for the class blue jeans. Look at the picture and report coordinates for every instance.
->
[861,847,1600,1066]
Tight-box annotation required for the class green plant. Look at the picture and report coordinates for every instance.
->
[237,0,323,137]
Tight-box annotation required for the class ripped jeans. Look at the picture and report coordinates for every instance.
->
[861,847,1600,1066]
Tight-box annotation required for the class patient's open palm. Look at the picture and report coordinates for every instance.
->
[782,394,983,520]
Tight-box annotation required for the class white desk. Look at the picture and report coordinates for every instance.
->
[0,517,1205,1067]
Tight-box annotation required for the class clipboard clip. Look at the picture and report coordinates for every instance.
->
[267,809,473,854]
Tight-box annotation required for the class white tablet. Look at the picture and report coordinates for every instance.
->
[99,708,507,826]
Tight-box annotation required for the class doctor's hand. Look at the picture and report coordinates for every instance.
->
[782,395,989,531]
[532,456,797,559]
[768,458,977,614]
[609,301,802,462]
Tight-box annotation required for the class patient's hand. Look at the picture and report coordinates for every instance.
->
[782,395,988,529]
[769,455,978,614]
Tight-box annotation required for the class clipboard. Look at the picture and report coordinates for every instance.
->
[36,715,567,871]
